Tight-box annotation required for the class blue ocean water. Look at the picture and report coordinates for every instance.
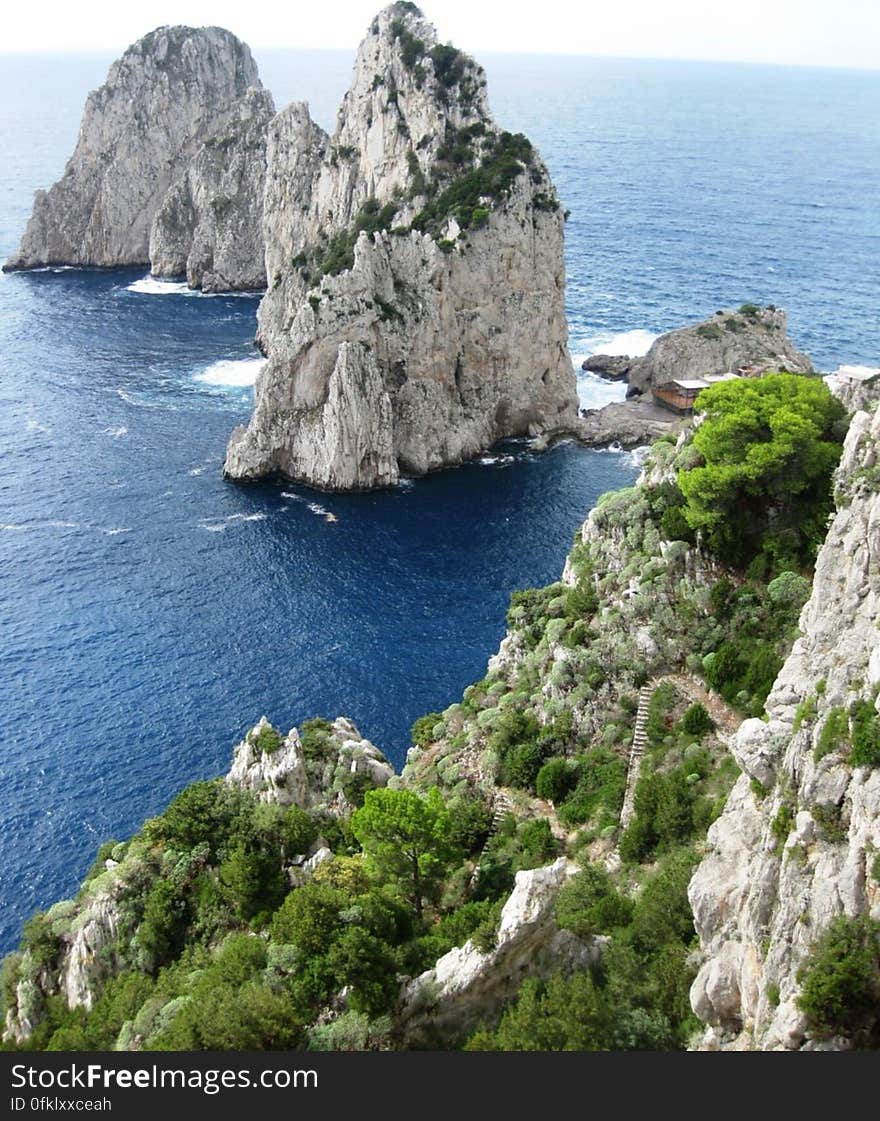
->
[1,49,879,953]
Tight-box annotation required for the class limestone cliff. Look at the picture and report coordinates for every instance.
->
[689,402,880,1050]
[587,306,813,397]
[224,3,577,490]
[4,26,271,290]
[148,87,275,292]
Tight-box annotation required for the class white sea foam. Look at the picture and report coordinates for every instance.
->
[194,358,264,388]
[1,519,128,535]
[116,387,171,409]
[279,491,336,521]
[198,512,268,532]
[126,276,194,296]
[125,274,263,298]
[570,327,659,411]
[478,454,515,467]
[104,425,128,438]
[189,467,204,476]
[627,445,651,468]
[570,327,658,369]
[576,371,628,411]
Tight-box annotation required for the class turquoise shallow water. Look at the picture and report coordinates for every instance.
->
[0,49,878,952]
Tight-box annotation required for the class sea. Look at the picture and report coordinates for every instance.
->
[0,48,878,953]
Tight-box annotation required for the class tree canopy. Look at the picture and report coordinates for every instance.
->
[351,787,459,918]
[677,374,845,572]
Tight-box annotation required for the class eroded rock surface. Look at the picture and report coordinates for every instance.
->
[5,25,270,290]
[689,402,880,1050]
[224,3,577,489]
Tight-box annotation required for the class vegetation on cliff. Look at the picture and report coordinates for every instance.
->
[3,372,860,1052]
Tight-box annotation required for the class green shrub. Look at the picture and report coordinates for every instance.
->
[22,914,61,974]
[536,757,577,803]
[411,131,534,240]
[517,820,557,866]
[619,768,696,863]
[465,972,613,1051]
[815,707,849,763]
[767,570,811,611]
[446,796,492,854]
[557,748,626,827]
[812,803,846,844]
[411,712,443,748]
[797,915,880,1043]
[646,683,677,746]
[680,703,714,739]
[678,374,845,572]
[556,864,634,938]
[299,717,333,761]
[850,700,880,767]
[629,848,697,956]
[251,724,283,755]
[771,800,796,853]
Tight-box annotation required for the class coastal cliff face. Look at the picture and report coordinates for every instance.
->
[4,26,270,289]
[224,3,577,490]
[689,402,880,1051]
[8,370,878,1052]
[148,87,275,292]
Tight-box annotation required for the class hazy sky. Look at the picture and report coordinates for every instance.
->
[2,0,879,69]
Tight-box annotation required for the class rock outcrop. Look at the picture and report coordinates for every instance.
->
[4,26,271,290]
[224,3,577,490]
[573,399,678,449]
[584,307,812,397]
[399,858,595,1045]
[2,714,391,1044]
[689,402,880,1050]
[226,714,393,812]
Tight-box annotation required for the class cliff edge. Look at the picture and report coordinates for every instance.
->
[689,401,880,1050]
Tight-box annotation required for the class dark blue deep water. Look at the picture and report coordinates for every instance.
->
[1,48,879,952]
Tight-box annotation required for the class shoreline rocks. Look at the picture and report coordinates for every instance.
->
[582,307,813,398]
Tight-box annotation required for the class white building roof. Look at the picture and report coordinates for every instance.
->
[834,364,880,383]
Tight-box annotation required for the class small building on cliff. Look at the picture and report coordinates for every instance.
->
[653,372,740,415]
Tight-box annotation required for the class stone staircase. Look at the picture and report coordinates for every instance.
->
[620,685,652,829]
[472,789,516,881]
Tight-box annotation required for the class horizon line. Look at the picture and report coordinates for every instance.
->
[0,43,878,75]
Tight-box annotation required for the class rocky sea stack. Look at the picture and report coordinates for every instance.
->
[223,3,578,490]
[3,26,273,291]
